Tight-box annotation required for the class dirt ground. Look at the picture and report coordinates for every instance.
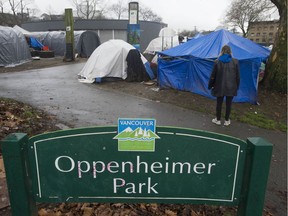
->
[0,57,286,216]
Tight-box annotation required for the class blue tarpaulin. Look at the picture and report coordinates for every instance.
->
[158,29,271,104]
[29,37,44,50]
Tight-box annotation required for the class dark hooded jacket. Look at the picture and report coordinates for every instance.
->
[208,54,240,97]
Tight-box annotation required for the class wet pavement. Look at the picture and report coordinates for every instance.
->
[0,63,286,215]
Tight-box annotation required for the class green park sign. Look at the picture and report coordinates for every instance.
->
[1,119,273,216]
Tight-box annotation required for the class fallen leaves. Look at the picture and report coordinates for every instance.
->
[36,203,238,216]
[0,98,60,141]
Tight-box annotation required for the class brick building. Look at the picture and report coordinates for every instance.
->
[246,20,279,46]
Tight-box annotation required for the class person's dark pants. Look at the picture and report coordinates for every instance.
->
[216,96,234,121]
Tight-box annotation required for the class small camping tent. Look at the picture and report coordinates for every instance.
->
[78,39,154,83]
[0,26,31,67]
[158,29,271,104]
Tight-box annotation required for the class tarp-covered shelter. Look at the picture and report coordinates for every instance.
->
[78,40,154,83]
[21,30,100,57]
[0,26,31,67]
[158,29,271,104]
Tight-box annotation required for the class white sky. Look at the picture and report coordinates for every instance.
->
[32,0,232,31]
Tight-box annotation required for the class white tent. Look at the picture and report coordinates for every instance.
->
[144,27,179,54]
[144,36,179,54]
[158,27,177,37]
[78,40,154,83]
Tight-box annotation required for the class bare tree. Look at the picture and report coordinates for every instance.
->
[263,0,287,93]
[72,0,106,19]
[27,7,38,18]
[0,0,7,13]
[8,0,19,16]
[7,0,33,22]
[225,0,276,37]
[19,0,33,21]
[139,5,162,22]
[109,0,127,19]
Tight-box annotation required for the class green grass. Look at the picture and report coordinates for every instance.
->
[233,111,287,131]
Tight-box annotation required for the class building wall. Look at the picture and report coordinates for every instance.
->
[21,19,167,52]
[247,20,279,46]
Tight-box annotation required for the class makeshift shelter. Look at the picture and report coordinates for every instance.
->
[0,26,31,67]
[20,30,100,57]
[158,29,271,104]
[78,39,154,83]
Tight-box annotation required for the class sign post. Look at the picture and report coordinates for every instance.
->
[1,123,273,216]
[1,133,37,216]
[127,2,140,50]
[238,137,273,215]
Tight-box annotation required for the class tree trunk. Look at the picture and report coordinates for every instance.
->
[263,0,287,93]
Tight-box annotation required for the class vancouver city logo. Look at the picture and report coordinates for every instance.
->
[114,118,160,151]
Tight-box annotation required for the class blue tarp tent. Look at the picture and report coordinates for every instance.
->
[158,29,271,104]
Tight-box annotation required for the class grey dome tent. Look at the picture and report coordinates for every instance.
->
[0,26,31,67]
[76,31,101,58]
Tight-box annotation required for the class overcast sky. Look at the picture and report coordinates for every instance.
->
[33,0,232,31]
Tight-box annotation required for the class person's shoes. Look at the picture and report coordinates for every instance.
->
[224,120,231,126]
[212,118,221,125]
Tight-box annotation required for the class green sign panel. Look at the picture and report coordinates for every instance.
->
[28,126,246,204]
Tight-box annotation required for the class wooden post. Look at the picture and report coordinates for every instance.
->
[64,8,75,62]
[1,133,37,216]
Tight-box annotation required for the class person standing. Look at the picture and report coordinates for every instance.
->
[208,45,240,126]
